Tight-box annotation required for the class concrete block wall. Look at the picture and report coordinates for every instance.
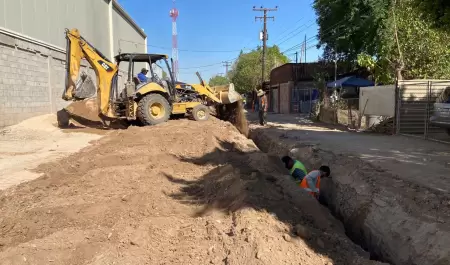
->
[0,32,96,128]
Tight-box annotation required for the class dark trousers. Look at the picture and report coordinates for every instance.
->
[259,110,267,125]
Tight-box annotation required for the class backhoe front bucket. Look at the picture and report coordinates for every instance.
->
[213,83,242,105]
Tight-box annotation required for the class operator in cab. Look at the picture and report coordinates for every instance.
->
[138,68,149,83]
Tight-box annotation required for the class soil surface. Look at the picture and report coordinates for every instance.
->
[0,117,383,265]
[0,114,103,190]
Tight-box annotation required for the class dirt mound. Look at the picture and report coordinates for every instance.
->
[0,118,382,265]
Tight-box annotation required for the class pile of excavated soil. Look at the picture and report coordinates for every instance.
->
[0,118,383,265]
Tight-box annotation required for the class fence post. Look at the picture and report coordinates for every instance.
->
[424,81,431,139]
[309,87,312,118]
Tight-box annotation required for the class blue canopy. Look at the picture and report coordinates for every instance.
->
[327,76,374,88]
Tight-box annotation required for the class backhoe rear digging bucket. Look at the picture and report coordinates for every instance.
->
[73,73,96,99]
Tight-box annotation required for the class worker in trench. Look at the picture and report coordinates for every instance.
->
[281,156,331,199]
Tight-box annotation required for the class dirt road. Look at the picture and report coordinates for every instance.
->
[0,117,382,265]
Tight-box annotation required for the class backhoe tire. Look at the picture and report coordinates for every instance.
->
[137,94,171,126]
[192,104,210,122]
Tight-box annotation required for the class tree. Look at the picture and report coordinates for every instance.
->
[209,75,229,86]
[414,0,450,31]
[229,46,289,93]
[313,0,450,81]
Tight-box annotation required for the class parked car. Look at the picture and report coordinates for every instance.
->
[430,88,450,135]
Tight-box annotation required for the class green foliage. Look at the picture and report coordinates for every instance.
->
[357,53,393,84]
[229,46,289,93]
[414,0,450,31]
[383,1,450,79]
[313,0,389,62]
[314,0,450,81]
[208,75,229,86]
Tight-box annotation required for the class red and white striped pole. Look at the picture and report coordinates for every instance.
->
[169,1,179,81]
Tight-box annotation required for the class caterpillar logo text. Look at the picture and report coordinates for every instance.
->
[97,60,113,72]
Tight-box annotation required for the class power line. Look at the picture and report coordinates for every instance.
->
[270,17,306,43]
[273,18,315,44]
[118,39,251,53]
[280,17,349,55]
[276,21,316,46]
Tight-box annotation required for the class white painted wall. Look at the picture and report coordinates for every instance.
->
[359,85,395,117]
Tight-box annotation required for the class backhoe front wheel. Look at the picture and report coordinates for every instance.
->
[137,94,171,126]
[192,104,210,121]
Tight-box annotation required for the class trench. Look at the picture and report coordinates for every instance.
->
[245,128,384,263]
[244,126,450,265]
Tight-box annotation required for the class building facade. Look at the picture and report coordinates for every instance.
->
[0,0,147,127]
[269,62,352,114]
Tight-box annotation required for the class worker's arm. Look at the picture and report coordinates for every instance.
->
[304,170,320,193]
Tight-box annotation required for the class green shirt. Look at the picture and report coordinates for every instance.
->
[289,160,307,183]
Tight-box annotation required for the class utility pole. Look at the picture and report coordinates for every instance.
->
[304,34,307,63]
[295,52,298,63]
[299,44,304,63]
[222,61,231,76]
[253,6,277,87]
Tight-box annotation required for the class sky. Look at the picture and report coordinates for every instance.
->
[117,0,321,83]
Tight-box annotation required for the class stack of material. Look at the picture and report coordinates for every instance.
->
[367,117,394,134]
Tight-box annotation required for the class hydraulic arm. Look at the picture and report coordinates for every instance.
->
[63,28,118,118]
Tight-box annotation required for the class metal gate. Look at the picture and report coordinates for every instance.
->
[290,86,316,114]
[396,80,450,143]
[269,86,279,113]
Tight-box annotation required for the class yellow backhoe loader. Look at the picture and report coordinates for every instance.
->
[175,72,241,118]
[60,28,241,127]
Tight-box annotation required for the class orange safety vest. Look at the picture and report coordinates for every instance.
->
[299,175,321,198]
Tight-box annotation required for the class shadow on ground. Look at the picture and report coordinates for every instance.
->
[164,138,375,265]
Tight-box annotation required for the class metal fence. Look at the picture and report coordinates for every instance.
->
[396,80,450,143]
[290,87,318,115]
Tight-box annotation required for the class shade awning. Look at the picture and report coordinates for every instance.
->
[327,76,374,88]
